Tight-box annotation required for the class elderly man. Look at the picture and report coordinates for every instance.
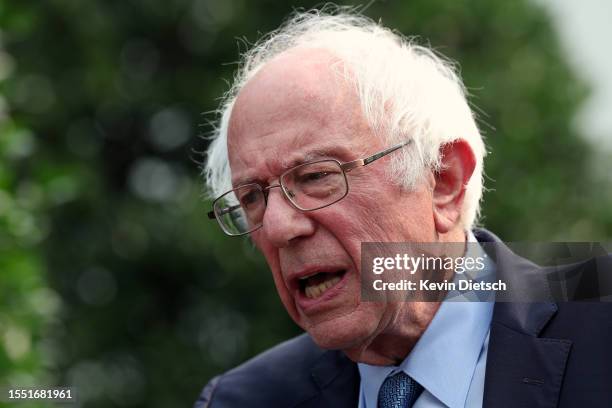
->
[196,9,611,408]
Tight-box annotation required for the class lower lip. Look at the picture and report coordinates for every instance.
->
[294,270,351,313]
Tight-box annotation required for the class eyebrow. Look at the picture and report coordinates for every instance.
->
[231,144,355,188]
[282,146,339,168]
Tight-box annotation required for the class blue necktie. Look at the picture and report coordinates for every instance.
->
[378,371,423,408]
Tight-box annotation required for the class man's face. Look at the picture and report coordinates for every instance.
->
[227,49,439,362]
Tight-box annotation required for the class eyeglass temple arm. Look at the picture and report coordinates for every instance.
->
[341,139,412,172]
[207,203,241,219]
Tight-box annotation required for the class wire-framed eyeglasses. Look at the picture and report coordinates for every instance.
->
[207,140,412,236]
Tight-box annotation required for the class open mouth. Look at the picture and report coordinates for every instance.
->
[298,270,346,299]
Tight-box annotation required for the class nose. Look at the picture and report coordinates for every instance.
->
[261,186,315,247]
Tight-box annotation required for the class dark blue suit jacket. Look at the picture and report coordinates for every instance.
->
[195,230,612,407]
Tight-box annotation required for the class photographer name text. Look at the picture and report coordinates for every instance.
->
[372,278,506,292]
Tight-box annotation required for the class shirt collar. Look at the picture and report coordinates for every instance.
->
[358,231,494,408]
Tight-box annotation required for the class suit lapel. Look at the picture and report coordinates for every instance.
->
[483,303,572,408]
[296,349,359,408]
[476,229,573,408]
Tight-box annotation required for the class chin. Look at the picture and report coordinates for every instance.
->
[304,313,377,352]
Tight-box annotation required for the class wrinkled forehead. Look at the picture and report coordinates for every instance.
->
[226,49,373,185]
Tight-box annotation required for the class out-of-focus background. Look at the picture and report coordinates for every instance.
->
[0,0,610,407]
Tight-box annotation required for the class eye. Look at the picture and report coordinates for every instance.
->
[238,189,260,208]
[299,171,331,183]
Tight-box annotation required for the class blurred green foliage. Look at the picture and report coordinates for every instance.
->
[0,0,610,407]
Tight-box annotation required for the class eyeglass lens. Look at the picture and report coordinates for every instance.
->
[213,160,348,235]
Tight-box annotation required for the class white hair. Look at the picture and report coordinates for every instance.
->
[205,8,486,230]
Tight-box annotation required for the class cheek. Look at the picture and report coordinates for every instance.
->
[333,194,402,239]
[271,270,300,324]
[366,184,434,238]
[252,235,302,322]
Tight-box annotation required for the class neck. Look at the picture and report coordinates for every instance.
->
[348,301,443,365]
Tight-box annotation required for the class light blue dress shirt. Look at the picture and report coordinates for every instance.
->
[358,232,495,408]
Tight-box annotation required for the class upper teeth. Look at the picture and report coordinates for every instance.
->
[299,272,319,280]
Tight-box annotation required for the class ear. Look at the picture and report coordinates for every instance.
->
[432,139,476,234]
